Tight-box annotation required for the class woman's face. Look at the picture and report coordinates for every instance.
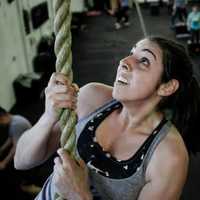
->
[112,39,164,102]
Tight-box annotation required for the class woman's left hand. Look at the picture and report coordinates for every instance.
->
[53,148,92,200]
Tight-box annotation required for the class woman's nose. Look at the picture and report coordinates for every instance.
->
[120,56,133,71]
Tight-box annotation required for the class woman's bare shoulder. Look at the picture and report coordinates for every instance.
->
[139,125,189,199]
[77,82,113,119]
[147,125,189,182]
[161,125,189,161]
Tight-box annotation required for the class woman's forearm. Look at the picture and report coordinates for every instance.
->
[14,113,60,170]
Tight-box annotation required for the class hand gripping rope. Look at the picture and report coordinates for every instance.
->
[53,0,77,199]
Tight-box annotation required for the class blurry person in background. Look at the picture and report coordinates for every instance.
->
[115,0,130,30]
[171,0,187,28]
[0,106,33,199]
[187,5,200,43]
[0,106,32,169]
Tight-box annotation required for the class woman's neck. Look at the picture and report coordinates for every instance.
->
[117,98,163,131]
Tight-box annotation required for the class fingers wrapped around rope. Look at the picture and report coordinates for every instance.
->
[53,148,89,199]
[46,73,79,111]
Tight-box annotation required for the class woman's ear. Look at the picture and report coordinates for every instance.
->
[157,79,179,97]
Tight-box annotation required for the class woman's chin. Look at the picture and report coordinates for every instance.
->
[112,91,125,101]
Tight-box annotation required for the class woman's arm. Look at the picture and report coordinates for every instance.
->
[138,128,189,200]
[14,73,77,170]
[14,73,113,170]
[14,114,61,170]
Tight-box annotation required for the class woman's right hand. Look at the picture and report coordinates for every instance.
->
[43,72,79,123]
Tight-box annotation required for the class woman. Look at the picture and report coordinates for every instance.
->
[14,36,200,200]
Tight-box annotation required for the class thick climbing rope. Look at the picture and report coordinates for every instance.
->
[53,0,77,156]
[53,0,77,199]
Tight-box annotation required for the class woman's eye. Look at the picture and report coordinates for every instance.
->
[139,57,150,67]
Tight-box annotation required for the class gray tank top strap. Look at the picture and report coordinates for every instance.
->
[142,120,172,171]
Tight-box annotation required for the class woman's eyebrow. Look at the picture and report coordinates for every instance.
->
[142,49,157,60]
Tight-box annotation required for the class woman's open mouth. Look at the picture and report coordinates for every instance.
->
[117,76,128,85]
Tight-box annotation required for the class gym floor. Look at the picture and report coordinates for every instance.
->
[12,3,200,200]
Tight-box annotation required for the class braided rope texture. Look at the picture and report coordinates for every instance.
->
[53,0,77,199]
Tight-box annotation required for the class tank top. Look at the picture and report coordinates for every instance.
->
[35,99,172,200]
